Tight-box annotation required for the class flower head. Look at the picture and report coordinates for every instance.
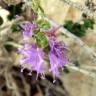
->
[20,22,37,40]
[49,37,69,77]
[19,43,45,79]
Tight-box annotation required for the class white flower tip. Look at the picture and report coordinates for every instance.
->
[41,75,45,80]
[53,80,56,83]
[21,68,24,72]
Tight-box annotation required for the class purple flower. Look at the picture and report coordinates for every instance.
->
[18,21,70,80]
[18,43,45,79]
[20,22,37,40]
[49,37,69,77]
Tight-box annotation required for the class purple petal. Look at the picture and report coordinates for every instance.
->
[20,22,37,40]
[49,51,59,77]
[18,43,45,78]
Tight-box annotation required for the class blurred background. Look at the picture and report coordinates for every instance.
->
[0,0,96,96]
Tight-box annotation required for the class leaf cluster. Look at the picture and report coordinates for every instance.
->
[64,18,95,37]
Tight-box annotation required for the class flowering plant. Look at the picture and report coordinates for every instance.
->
[18,21,69,81]
[15,0,70,81]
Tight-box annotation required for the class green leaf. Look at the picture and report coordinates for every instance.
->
[32,0,40,12]
[11,24,21,33]
[0,16,3,26]
[38,5,44,14]
[32,0,45,17]
[64,20,74,31]
[63,66,70,74]
[35,32,48,48]
[64,19,93,37]
[70,23,85,37]
[84,18,95,29]
[73,60,80,67]
[64,18,95,37]
[37,19,51,29]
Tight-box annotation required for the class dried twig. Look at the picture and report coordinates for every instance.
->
[5,42,22,48]
[66,64,96,79]
[81,65,96,70]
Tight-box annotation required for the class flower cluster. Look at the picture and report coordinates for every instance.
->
[18,21,69,80]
